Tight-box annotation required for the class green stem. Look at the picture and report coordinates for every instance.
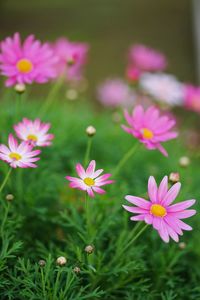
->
[41,268,46,299]
[0,168,12,193]
[84,138,92,167]
[85,193,91,243]
[15,93,22,121]
[39,76,65,116]
[113,143,139,177]
[123,223,148,253]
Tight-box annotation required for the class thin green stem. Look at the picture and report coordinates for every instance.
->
[85,192,91,243]
[84,138,92,167]
[1,201,10,237]
[0,168,12,193]
[123,223,149,253]
[15,92,22,121]
[39,76,65,117]
[41,268,46,299]
[113,143,139,177]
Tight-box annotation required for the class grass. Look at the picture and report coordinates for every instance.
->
[0,87,199,299]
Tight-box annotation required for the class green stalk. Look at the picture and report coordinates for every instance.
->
[85,192,91,243]
[0,168,12,193]
[112,143,139,177]
[123,223,149,253]
[39,76,65,116]
[84,138,92,167]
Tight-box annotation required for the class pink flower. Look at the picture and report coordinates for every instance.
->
[126,65,141,82]
[0,134,41,168]
[122,105,178,157]
[53,38,89,81]
[0,33,58,87]
[184,84,200,113]
[97,78,135,108]
[65,160,114,197]
[129,44,167,72]
[14,118,54,147]
[123,176,196,243]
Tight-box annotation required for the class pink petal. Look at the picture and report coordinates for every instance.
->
[176,219,193,231]
[152,217,162,230]
[92,186,105,194]
[158,220,169,243]
[144,214,153,224]
[75,163,86,179]
[158,176,168,202]
[87,187,95,198]
[156,144,168,157]
[164,215,183,235]
[170,209,196,219]
[122,205,148,214]
[167,199,196,212]
[148,176,158,203]
[8,134,18,152]
[165,222,179,242]
[130,214,146,221]
[86,160,96,176]
[125,195,151,209]
[162,182,181,206]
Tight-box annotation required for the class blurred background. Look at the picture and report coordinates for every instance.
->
[0,0,196,90]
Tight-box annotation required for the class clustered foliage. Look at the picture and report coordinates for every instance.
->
[0,91,199,300]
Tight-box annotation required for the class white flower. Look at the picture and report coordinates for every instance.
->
[139,73,184,105]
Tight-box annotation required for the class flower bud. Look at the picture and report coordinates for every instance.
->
[86,126,96,137]
[73,266,81,274]
[5,194,14,201]
[169,172,180,184]
[38,259,46,267]
[56,256,67,266]
[179,156,190,167]
[85,245,94,254]
[14,83,26,94]
[66,89,78,101]
[179,242,186,250]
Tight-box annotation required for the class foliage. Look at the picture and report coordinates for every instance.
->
[0,90,199,299]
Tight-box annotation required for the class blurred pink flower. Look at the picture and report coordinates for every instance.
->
[0,33,57,87]
[97,78,135,108]
[126,65,141,82]
[184,84,200,113]
[122,105,178,156]
[123,175,196,243]
[0,134,41,168]
[129,44,167,72]
[53,38,89,81]
[14,118,54,147]
[65,160,114,197]
[139,73,184,106]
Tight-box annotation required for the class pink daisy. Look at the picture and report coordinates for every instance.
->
[53,38,89,81]
[14,118,54,147]
[97,78,135,108]
[0,134,41,168]
[65,160,114,197]
[129,44,167,72]
[121,105,178,157]
[183,84,200,113]
[0,32,58,87]
[123,176,196,243]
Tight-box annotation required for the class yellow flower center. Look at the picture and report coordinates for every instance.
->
[9,152,22,161]
[142,128,154,139]
[150,204,166,217]
[27,134,38,142]
[83,177,95,186]
[16,59,33,73]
